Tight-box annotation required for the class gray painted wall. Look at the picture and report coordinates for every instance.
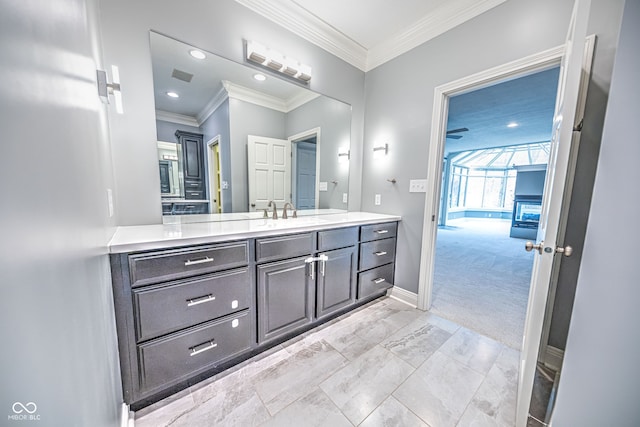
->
[156,120,201,142]
[362,0,577,293]
[552,0,639,423]
[0,0,122,425]
[99,0,365,226]
[229,98,286,211]
[201,100,233,212]
[286,96,352,209]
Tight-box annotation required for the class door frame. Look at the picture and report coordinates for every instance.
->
[288,127,321,210]
[207,135,222,213]
[417,45,565,311]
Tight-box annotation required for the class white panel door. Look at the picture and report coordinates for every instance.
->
[248,135,291,211]
[516,0,591,425]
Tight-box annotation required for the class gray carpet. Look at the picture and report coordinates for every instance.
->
[430,218,534,350]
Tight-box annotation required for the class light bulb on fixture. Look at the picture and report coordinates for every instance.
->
[245,40,312,83]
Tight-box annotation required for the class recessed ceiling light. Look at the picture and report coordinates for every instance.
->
[507,122,519,128]
[253,73,266,81]
[189,49,206,60]
[166,91,179,98]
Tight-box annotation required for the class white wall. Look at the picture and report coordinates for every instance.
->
[552,0,640,423]
[99,0,365,226]
[0,0,123,425]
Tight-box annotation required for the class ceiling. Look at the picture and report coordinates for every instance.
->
[233,0,507,71]
[445,66,560,155]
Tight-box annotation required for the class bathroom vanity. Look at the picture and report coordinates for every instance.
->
[109,212,399,409]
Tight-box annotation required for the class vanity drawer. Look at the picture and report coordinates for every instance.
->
[184,190,205,200]
[133,268,251,342]
[138,310,251,392]
[358,263,394,300]
[256,233,314,263]
[171,202,208,215]
[360,222,398,242]
[317,227,358,251]
[184,180,204,191]
[129,242,249,287]
[359,238,397,270]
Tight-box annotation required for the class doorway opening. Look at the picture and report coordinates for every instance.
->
[207,135,223,213]
[289,127,321,211]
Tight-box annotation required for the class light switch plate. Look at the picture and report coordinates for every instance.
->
[375,194,381,205]
[319,181,328,192]
[342,193,348,203]
[409,179,427,193]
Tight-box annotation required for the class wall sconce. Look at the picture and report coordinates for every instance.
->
[97,66,123,114]
[373,143,388,158]
[246,40,312,84]
[338,149,350,162]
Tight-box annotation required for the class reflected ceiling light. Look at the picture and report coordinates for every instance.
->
[189,49,206,60]
[507,122,519,128]
[246,40,312,84]
[166,91,179,98]
[253,73,266,82]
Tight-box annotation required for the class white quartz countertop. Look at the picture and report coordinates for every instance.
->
[108,212,401,253]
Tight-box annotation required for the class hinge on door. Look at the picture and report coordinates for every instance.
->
[431,215,436,221]
[573,118,583,132]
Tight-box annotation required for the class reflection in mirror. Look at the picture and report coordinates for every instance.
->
[149,31,352,219]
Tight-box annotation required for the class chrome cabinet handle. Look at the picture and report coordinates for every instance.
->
[189,340,217,356]
[374,251,387,256]
[184,256,214,266]
[374,230,389,234]
[320,254,328,277]
[373,278,386,284]
[187,294,216,307]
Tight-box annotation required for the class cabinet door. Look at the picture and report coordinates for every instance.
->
[316,246,357,319]
[182,135,203,181]
[257,256,313,343]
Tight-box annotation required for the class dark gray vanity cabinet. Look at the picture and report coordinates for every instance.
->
[110,240,255,408]
[357,222,397,299]
[256,233,315,344]
[175,130,205,199]
[315,227,359,319]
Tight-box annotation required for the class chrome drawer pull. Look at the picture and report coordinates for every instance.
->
[374,230,389,234]
[189,340,217,356]
[184,256,214,266]
[187,294,216,307]
[374,251,388,256]
[373,278,386,284]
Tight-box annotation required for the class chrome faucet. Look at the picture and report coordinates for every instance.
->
[267,200,278,219]
[282,202,297,219]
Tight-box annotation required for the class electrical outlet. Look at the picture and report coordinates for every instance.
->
[409,179,427,193]
[375,194,381,205]
[342,193,348,203]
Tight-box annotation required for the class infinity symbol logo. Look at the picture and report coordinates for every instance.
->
[12,402,37,414]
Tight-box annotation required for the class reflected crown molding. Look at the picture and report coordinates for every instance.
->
[222,80,319,113]
[156,110,199,127]
[233,0,506,72]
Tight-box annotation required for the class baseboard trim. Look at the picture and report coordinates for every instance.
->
[544,345,565,371]
[121,403,133,427]
[389,286,419,308]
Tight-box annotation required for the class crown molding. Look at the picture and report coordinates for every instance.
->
[155,110,199,127]
[233,0,368,71]
[234,0,506,72]
[367,0,507,70]
[197,85,229,125]
[286,90,320,112]
[222,80,316,113]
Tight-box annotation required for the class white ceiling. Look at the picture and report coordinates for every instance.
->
[234,0,507,71]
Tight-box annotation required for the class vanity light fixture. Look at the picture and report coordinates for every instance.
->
[246,40,312,84]
[97,65,123,114]
[166,91,179,98]
[338,149,350,161]
[373,143,388,156]
[189,49,206,60]
[253,73,267,82]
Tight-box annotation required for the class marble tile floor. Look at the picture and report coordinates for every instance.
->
[135,297,520,427]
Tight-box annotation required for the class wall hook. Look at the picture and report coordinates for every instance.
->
[387,178,397,184]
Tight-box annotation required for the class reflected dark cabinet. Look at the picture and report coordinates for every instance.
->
[175,130,204,199]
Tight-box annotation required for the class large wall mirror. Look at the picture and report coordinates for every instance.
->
[150,31,352,218]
